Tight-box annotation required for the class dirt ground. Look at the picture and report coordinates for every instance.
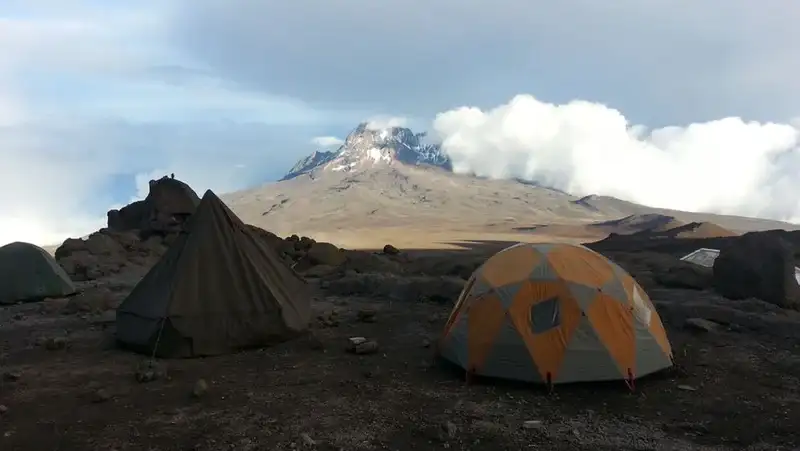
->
[301,227,595,251]
[2,242,800,450]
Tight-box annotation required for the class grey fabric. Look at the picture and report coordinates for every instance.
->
[567,282,600,311]
[469,274,493,298]
[556,316,623,383]
[527,258,560,281]
[0,242,75,305]
[632,311,673,377]
[480,315,542,382]
[527,243,558,255]
[442,314,470,367]
[494,283,522,309]
[602,266,631,304]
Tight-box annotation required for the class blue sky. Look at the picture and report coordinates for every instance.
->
[1,0,799,245]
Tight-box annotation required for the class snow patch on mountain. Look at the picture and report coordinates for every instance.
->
[281,122,451,180]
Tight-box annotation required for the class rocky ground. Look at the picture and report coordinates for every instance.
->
[2,237,800,451]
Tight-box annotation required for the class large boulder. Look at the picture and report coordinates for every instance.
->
[55,229,167,282]
[307,242,347,266]
[107,176,200,236]
[712,232,800,309]
[55,176,201,283]
[654,262,712,290]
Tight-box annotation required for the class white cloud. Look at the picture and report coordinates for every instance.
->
[365,116,408,130]
[132,163,254,202]
[170,0,800,123]
[0,117,321,247]
[4,0,800,248]
[311,136,344,148]
[0,5,342,247]
[433,94,800,222]
[0,128,118,246]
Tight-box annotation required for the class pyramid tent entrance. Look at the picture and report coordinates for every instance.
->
[0,242,76,305]
[116,190,312,358]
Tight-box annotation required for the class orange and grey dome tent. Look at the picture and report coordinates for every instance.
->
[437,242,673,386]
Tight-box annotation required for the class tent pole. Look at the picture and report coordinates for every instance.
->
[149,317,167,365]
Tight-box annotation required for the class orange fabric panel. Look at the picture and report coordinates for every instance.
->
[586,293,635,376]
[611,271,672,360]
[545,245,615,288]
[466,294,509,370]
[508,281,582,381]
[479,245,541,288]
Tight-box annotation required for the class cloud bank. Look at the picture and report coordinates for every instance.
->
[3,1,800,247]
[170,0,800,124]
[0,4,360,247]
[311,136,344,148]
[434,95,800,222]
[365,116,408,130]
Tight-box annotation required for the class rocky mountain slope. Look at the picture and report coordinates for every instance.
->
[223,123,799,243]
[281,122,450,180]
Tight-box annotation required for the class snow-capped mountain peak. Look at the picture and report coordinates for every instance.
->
[281,123,451,180]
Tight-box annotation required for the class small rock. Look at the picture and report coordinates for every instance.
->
[43,337,67,350]
[136,369,157,383]
[421,338,431,348]
[684,318,719,332]
[2,371,21,382]
[135,361,165,383]
[306,331,325,351]
[317,312,339,328]
[300,432,316,447]
[192,379,209,398]
[383,244,400,255]
[0,405,7,415]
[356,308,377,323]
[347,337,367,348]
[307,242,346,266]
[91,389,111,403]
[441,421,458,440]
[677,384,697,391]
[11,313,24,321]
[523,420,543,429]
[354,341,379,355]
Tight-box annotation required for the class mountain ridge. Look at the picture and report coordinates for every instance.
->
[281,122,451,181]
[220,122,800,248]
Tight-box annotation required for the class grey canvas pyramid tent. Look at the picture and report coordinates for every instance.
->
[0,241,76,304]
[116,190,312,358]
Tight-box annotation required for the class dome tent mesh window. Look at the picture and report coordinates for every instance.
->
[530,297,561,334]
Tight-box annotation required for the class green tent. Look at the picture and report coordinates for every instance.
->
[116,190,312,358]
[0,242,77,305]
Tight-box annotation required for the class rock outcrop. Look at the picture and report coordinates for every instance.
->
[712,232,800,309]
[54,176,358,284]
[107,176,200,236]
[56,176,201,282]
